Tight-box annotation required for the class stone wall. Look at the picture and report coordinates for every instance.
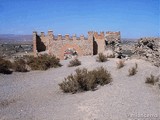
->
[106,31,121,43]
[33,30,121,59]
[93,32,105,54]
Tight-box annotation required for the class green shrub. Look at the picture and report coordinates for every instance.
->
[0,57,12,74]
[96,53,108,62]
[128,63,138,76]
[26,54,61,70]
[13,59,28,72]
[68,59,81,67]
[145,74,159,85]
[117,60,125,69]
[59,67,112,93]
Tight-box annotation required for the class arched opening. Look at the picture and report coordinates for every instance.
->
[59,44,83,60]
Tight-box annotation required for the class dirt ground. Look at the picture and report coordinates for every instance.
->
[0,56,160,120]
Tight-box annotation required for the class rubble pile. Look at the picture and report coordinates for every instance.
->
[134,37,160,67]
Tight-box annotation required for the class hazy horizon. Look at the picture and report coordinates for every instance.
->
[0,0,159,38]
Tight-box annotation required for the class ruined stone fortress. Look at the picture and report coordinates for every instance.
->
[33,30,121,59]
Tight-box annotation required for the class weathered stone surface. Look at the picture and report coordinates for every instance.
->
[33,30,121,60]
[134,37,160,67]
[103,50,115,57]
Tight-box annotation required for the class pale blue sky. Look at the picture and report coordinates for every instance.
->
[0,0,159,38]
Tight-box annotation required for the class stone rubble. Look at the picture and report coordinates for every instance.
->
[134,37,160,67]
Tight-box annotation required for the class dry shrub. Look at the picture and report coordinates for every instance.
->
[0,57,12,74]
[117,60,125,69]
[145,74,159,85]
[92,67,112,85]
[26,54,61,70]
[13,59,28,72]
[68,59,81,67]
[128,63,138,76]
[59,67,112,93]
[96,53,108,62]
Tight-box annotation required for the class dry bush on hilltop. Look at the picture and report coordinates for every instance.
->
[145,74,159,85]
[59,67,112,93]
[96,53,108,62]
[0,57,12,74]
[13,59,28,72]
[117,60,125,69]
[128,63,138,76]
[26,54,61,70]
[68,59,81,67]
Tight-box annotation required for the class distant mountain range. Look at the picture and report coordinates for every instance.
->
[0,34,138,44]
[121,38,138,42]
[0,34,32,44]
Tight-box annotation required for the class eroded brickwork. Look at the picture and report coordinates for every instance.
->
[33,30,121,59]
[106,31,121,43]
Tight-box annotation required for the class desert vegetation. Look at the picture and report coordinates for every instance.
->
[68,58,81,67]
[96,53,108,62]
[26,54,61,70]
[0,54,61,74]
[145,74,159,85]
[116,60,125,69]
[1,55,160,119]
[0,57,12,74]
[13,59,28,72]
[59,67,112,93]
[128,63,138,76]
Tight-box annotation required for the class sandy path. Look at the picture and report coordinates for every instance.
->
[0,56,160,120]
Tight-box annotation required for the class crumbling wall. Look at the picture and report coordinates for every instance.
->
[106,31,121,43]
[33,30,121,59]
[33,31,94,59]
[93,31,121,54]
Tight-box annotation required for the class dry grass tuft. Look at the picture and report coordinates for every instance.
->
[145,74,159,85]
[0,57,12,74]
[117,60,125,69]
[96,53,108,62]
[13,59,28,72]
[128,63,138,76]
[68,59,81,67]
